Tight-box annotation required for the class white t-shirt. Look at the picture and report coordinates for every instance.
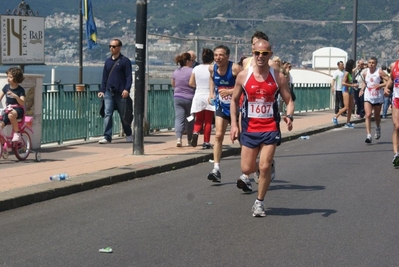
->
[332,69,344,91]
[364,68,384,104]
[191,64,210,95]
[190,64,215,113]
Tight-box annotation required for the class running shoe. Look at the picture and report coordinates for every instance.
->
[252,201,266,217]
[332,117,338,125]
[344,123,355,129]
[392,154,399,168]
[207,168,221,183]
[191,133,199,147]
[253,159,275,184]
[375,127,381,140]
[365,135,372,144]
[202,142,212,149]
[236,174,252,192]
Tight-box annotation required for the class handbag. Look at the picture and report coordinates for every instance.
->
[99,98,105,118]
[121,96,133,125]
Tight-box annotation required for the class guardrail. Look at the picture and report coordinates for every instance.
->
[41,84,113,144]
[293,83,331,112]
[41,83,331,144]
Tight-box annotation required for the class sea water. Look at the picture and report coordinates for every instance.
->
[0,65,170,85]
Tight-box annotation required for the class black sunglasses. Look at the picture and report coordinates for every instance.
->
[253,50,271,56]
[109,45,119,48]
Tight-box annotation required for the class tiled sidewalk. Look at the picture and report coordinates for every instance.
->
[0,110,365,211]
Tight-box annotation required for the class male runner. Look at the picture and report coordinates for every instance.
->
[359,56,389,143]
[385,49,399,167]
[240,31,276,190]
[207,45,241,182]
[230,39,294,217]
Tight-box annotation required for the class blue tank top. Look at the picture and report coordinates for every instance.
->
[213,61,235,116]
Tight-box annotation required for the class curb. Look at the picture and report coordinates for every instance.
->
[0,118,365,212]
[0,145,240,212]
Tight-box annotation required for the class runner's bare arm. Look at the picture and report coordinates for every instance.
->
[230,70,246,142]
[385,62,395,95]
[277,71,294,131]
[232,63,242,77]
[277,71,293,115]
[379,69,389,89]
[231,70,246,127]
[224,63,242,97]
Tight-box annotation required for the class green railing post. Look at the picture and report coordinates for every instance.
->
[85,84,90,141]
[59,84,64,144]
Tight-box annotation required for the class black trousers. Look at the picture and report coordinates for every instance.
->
[353,89,364,117]
[334,91,344,114]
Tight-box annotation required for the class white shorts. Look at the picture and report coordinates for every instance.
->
[190,93,215,113]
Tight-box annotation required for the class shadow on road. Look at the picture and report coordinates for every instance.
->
[267,207,337,217]
[269,183,325,191]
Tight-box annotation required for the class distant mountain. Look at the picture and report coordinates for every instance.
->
[4,0,398,28]
[2,0,399,64]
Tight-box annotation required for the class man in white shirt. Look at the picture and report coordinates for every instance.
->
[331,61,345,115]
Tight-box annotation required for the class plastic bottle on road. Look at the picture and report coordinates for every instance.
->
[299,135,310,140]
[50,173,70,181]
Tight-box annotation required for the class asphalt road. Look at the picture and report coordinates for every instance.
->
[1,119,399,267]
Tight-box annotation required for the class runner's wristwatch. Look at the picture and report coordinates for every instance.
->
[286,115,294,122]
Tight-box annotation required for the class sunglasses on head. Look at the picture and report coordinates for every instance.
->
[109,45,119,48]
[253,50,271,56]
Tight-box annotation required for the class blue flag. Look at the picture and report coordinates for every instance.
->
[82,0,97,50]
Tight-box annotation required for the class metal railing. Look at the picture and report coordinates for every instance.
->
[293,83,331,112]
[41,83,331,144]
[42,84,120,144]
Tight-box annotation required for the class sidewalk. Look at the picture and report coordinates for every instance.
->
[0,110,364,211]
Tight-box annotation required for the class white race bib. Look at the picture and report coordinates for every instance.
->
[218,94,231,104]
[368,88,380,100]
[248,100,273,118]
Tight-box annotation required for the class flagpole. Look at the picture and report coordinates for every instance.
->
[79,0,83,84]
